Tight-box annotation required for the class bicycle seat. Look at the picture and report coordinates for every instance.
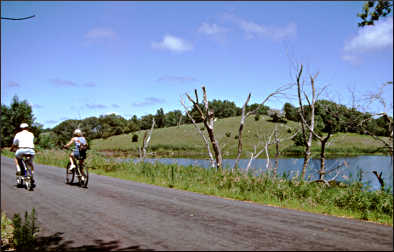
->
[22,154,33,159]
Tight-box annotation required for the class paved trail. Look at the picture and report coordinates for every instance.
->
[1,156,393,251]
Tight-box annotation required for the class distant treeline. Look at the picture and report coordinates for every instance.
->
[1,95,391,149]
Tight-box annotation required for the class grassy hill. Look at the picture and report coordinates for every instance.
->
[90,115,388,159]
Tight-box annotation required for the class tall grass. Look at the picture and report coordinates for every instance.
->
[2,149,392,225]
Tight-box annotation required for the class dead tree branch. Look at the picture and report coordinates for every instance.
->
[1,15,35,20]
[233,84,293,171]
[139,118,155,161]
[185,86,223,171]
[180,97,215,168]
[372,170,385,191]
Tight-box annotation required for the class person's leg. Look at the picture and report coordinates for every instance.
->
[69,153,76,170]
[14,157,21,175]
[15,150,24,175]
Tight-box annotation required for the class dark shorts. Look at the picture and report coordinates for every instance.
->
[73,149,87,160]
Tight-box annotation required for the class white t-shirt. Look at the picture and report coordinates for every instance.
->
[13,130,35,148]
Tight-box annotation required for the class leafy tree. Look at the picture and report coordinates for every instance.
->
[125,115,140,133]
[246,103,269,116]
[269,111,287,123]
[358,0,392,27]
[165,110,183,127]
[1,96,41,147]
[52,119,80,147]
[99,113,127,138]
[140,114,155,130]
[155,108,166,128]
[209,99,239,118]
[283,102,298,121]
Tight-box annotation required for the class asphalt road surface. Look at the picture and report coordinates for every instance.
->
[1,156,393,251]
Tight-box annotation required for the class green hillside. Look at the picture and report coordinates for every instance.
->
[90,115,387,159]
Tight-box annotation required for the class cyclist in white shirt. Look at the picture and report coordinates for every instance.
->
[10,123,36,180]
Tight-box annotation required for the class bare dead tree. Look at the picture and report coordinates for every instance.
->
[139,118,155,161]
[359,82,393,157]
[245,125,299,175]
[296,64,316,179]
[372,170,385,191]
[185,86,223,171]
[233,84,293,171]
[310,160,347,187]
[180,97,215,168]
[273,126,280,177]
[177,114,183,128]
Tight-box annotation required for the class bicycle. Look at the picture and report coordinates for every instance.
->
[64,151,89,188]
[16,154,35,191]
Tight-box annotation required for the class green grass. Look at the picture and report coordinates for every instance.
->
[2,149,392,226]
[1,211,14,250]
[90,116,390,158]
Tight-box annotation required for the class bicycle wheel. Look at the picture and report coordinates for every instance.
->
[25,177,33,191]
[16,176,23,187]
[80,165,89,188]
[65,162,75,184]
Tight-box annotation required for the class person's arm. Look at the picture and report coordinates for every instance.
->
[64,138,75,148]
[10,135,18,152]
[10,144,17,152]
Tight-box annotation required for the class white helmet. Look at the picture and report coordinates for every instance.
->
[73,129,82,136]
[20,123,29,129]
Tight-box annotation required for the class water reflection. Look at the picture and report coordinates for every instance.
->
[126,156,393,191]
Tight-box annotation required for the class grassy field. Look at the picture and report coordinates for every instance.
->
[91,116,388,158]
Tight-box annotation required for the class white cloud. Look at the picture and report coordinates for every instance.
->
[7,81,20,87]
[132,97,165,107]
[86,104,107,109]
[32,104,44,109]
[152,35,193,52]
[157,75,197,83]
[84,27,118,41]
[341,54,362,65]
[223,13,296,40]
[344,17,393,53]
[198,22,228,35]
[84,82,96,87]
[49,78,77,87]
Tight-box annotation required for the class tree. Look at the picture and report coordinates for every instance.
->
[140,114,155,130]
[233,84,293,171]
[1,96,41,147]
[359,82,393,156]
[52,119,80,147]
[154,108,166,128]
[283,102,298,121]
[357,0,392,27]
[295,64,317,179]
[185,86,223,171]
[164,110,183,127]
[98,113,127,138]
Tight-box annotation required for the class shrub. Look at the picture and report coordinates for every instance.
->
[225,132,231,137]
[254,114,260,121]
[12,208,39,250]
[132,134,138,142]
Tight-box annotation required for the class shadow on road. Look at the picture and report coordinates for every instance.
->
[15,232,154,252]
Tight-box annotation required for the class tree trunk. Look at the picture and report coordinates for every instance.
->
[319,133,331,180]
[204,113,222,171]
[273,127,279,177]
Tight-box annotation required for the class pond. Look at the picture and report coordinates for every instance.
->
[123,156,393,192]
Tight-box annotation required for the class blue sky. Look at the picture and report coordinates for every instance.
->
[1,1,393,129]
